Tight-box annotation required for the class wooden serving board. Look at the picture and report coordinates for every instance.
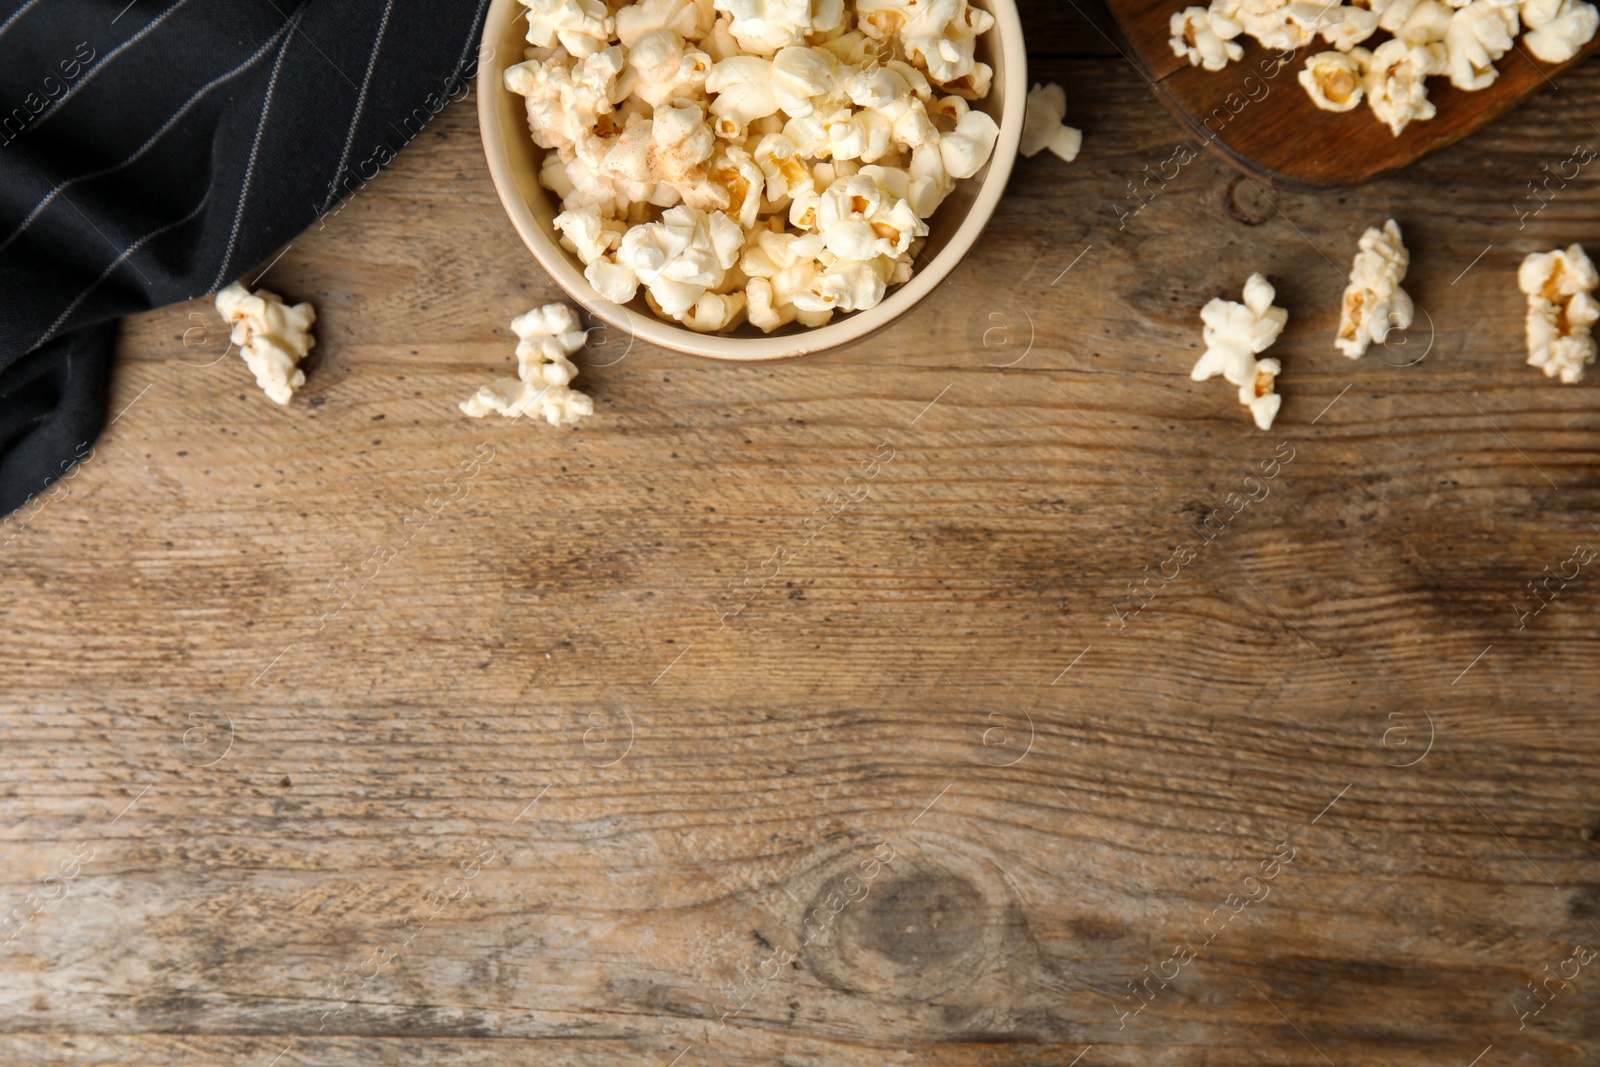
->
[1105,0,1600,186]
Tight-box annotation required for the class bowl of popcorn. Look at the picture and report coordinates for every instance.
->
[478,0,1027,360]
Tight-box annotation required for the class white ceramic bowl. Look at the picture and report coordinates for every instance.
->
[477,0,1027,361]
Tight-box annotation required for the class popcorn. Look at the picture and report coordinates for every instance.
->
[792,255,893,314]
[1518,243,1600,383]
[705,47,835,134]
[461,302,595,426]
[1020,83,1083,162]
[909,140,956,216]
[1212,0,1333,50]
[1376,0,1425,31]
[711,145,767,228]
[461,378,596,425]
[825,106,895,162]
[623,30,712,108]
[741,228,831,329]
[1520,0,1599,59]
[519,0,616,57]
[1299,49,1371,110]
[1320,5,1382,49]
[1366,38,1445,135]
[1191,273,1289,430]
[1391,0,1455,42]
[214,282,316,405]
[554,207,628,264]
[1444,0,1518,89]
[891,0,996,97]
[1183,0,1566,135]
[938,106,1001,180]
[674,290,749,331]
[816,174,928,259]
[517,0,1001,331]
[505,46,627,153]
[614,205,744,318]
[745,277,797,331]
[754,132,814,201]
[1170,5,1245,69]
[615,0,715,46]
[1335,218,1415,358]
[714,0,813,54]
[512,302,589,385]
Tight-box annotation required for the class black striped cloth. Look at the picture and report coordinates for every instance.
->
[0,0,491,517]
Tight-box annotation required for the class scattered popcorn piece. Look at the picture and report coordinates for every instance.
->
[1191,273,1289,430]
[1170,5,1246,69]
[214,281,316,406]
[1518,243,1600,383]
[1520,0,1599,59]
[1392,0,1455,43]
[512,303,589,385]
[1214,0,1334,50]
[461,302,595,426]
[1019,83,1083,162]
[1300,48,1371,110]
[1321,5,1382,49]
[1366,37,1445,135]
[461,378,595,424]
[1444,0,1518,89]
[1336,218,1415,358]
[1246,357,1283,431]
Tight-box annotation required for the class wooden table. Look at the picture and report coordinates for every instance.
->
[5,4,1600,1063]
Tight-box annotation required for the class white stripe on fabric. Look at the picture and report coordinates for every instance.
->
[0,0,45,45]
[33,188,212,348]
[453,0,493,83]
[0,15,297,257]
[32,0,193,129]
[208,8,301,292]
[320,0,396,214]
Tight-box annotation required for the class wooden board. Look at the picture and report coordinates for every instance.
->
[4,5,1600,1064]
[1104,0,1600,186]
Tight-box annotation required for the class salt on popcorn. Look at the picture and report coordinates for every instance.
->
[214,282,317,406]
[1518,243,1600,384]
[461,302,596,425]
[508,0,1005,334]
[1191,272,1289,430]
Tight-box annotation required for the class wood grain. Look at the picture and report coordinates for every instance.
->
[4,5,1600,1064]
[1105,0,1600,185]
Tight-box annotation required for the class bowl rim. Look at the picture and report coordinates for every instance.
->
[477,0,1027,362]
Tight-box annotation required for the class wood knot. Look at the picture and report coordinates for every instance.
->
[801,847,1023,1002]
[1225,175,1275,226]
[856,870,984,966]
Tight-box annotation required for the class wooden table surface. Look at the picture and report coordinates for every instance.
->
[6,3,1600,1064]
